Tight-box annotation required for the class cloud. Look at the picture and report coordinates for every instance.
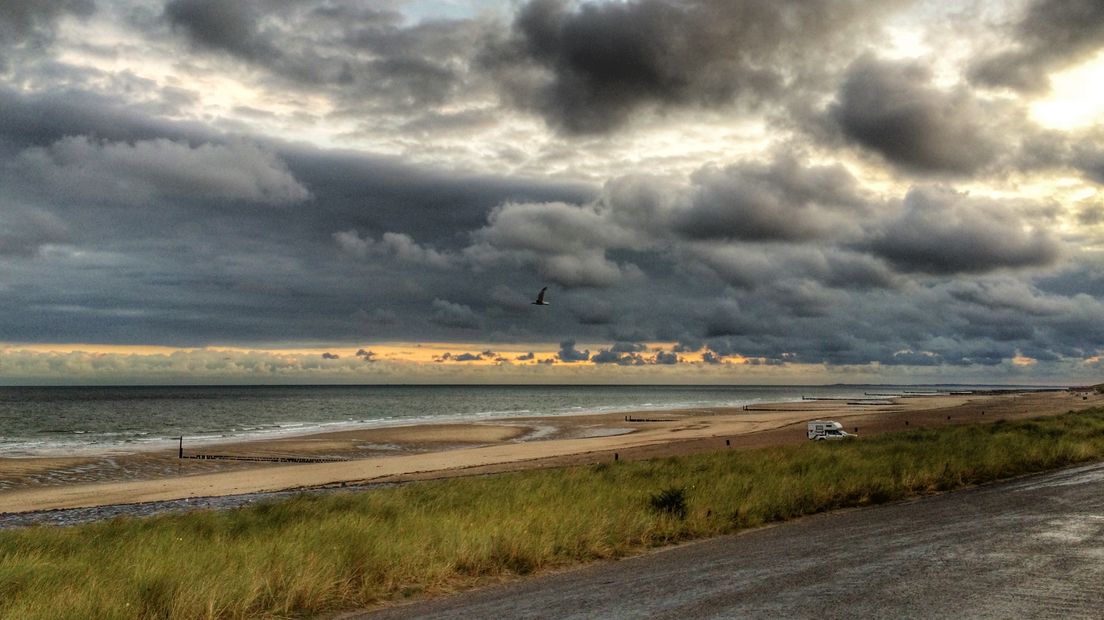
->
[860,187,1061,275]
[0,206,68,257]
[1073,147,1104,186]
[10,137,310,207]
[830,55,999,174]
[473,200,629,255]
[652,350,679,365]
[164,0,488,111]
[673,340,702,353]
[321,352,339,359]
[704,299,751,338]
[516,351,535,361]
[0,88,597,346]
[685,244,898,292]
[0,0,94,70]
[466,154,872,289]
[4,0,1103,382]
[488,0,903,134]
[610,341,646,353]
[165,0,278,62]
[557,339,589,362]
[591,349,645,365]
[0,87,221,150]
[334,230,454,268]
[355,308,398,327]
[569,296,614,325]
[467,200,641,288]
[674,155,869,242]
[1076,202,1104,226]
[969,0,1104,92]
[947,279,1073,318]
[430,298,481,329]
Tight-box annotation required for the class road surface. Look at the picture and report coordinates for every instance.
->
[357,462,1104,619]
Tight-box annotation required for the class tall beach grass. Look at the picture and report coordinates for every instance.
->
[2,408,1104,619]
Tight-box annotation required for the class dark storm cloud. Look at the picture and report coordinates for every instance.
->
[487,0,904,134]
[652,350,679,365]
[165,0,278,61]
[704,300,751,338]
[334,230,454,268]
[944,274,1104,359]
[0,87,221,149]
[700,351,723,365]
[668,275,1094,369]
[831,55,999,174]
[466,200,640,288]
[164,0,488,111]
[861,187,1061,275]
[591,349,644,365]
[1077,202,1104,226]
[569,296,614,325]
[0,87,600,345]
[947,280,1070,318]
[430,299,481,329]
[705,339,738,358]
[289,145,594,253]
[674,155,869,242]
[610,342,646,353]
[6,2,1104,380]
[8,136,311,208]
[969,0,1104,92]
[557,340,589,362]
[1074,148,1104,186]
[0,0,94,70]
[883,350,942,366]
[812,251,900,291]
[0,205,69,257]
[3,77,1084,371]
[682,244,898,293]
[466,154,877,292]
[673,340,702,353]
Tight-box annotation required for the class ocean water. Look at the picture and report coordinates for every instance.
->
[0,384,1012,457]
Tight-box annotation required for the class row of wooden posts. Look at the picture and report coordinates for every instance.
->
[176,436,346,464]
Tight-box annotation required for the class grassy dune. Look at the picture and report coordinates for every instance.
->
[3,409,1104,619]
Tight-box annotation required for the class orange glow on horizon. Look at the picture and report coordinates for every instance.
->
[0,341,724,366]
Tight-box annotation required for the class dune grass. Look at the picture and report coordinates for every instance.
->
[3,409,1104,619]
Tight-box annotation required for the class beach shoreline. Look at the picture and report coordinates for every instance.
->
[1,389,1099,516]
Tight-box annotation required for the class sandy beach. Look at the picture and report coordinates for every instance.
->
[1,389,1100,515]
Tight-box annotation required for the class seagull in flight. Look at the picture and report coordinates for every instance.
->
[532,286,549,305]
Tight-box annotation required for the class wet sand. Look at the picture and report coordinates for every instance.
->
[1,389,1099,514]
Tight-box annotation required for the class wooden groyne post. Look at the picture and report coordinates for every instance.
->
[176,435,345,464]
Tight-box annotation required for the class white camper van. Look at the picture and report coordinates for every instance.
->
[807,420,853,441]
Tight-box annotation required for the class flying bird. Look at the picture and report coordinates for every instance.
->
[532,286,549,305]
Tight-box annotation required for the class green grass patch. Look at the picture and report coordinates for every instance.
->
[3,408,1104,619]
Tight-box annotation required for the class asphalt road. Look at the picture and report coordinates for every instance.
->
[358,462,1104,619]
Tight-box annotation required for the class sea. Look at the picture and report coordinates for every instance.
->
[0,384,1042,458]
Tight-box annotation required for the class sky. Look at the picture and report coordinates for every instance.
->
[1,0,1104,385]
